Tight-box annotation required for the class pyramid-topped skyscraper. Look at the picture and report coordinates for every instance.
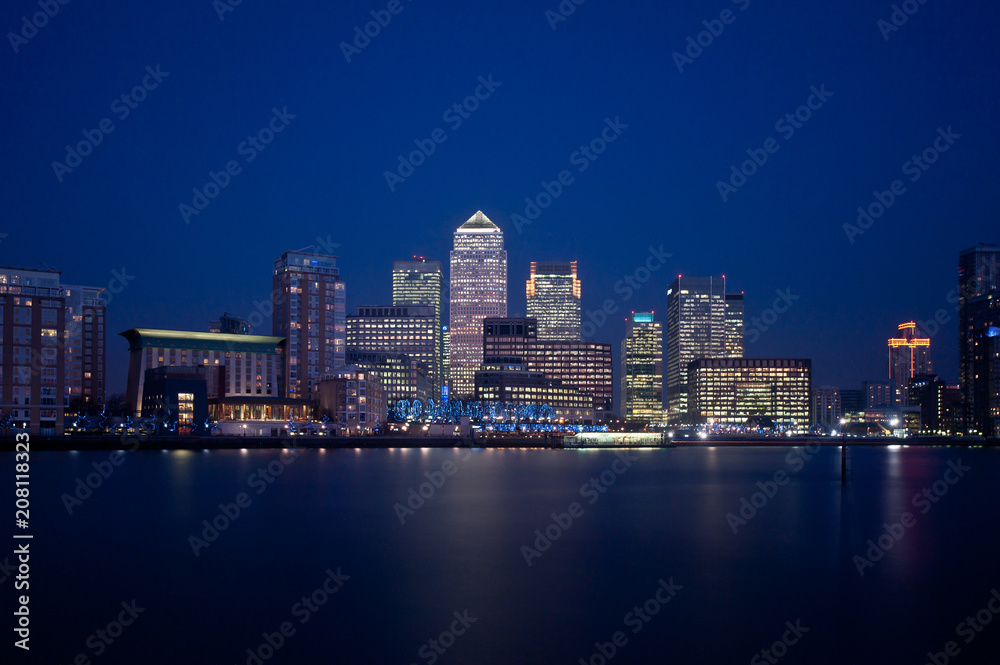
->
[449,211,507,398]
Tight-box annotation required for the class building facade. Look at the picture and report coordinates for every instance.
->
[0,266,66,435]
[887,321,931,406]
[344,349,432,405]
[272,250,346,399]
[141,366,209,434]
[688,358,812,428]
[392,259,443,396]
[959,245,1000,433]
[449,211,507,398]
[972,326,1000,437]
[63,283,106,411]
[526,261,581,340]
[666,276,741,422]
[813,386,842,430]
[316,366,387,434]
[120,328,285,417]
[474,361,596,424]
[210,313,250,335]
[347,305,436,401]
[863,380,894,409]
[620,312,663,423]
[483,317,614,421]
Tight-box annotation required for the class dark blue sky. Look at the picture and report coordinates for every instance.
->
[3,0,998,394]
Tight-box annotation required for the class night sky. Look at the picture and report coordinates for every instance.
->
[3,0,998,396]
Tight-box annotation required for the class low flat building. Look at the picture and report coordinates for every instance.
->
[474,360,596,424]
[316,366,387,434]
[141,366,208,435]
[345,348,431,405]
[687,358,812,428]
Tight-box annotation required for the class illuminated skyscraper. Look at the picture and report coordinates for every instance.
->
[620,312,662,423]
[392,259,443,395]
[887,321,931,406]
[958,245,1000,432]
[666,275,735,422]
[449,211,507,398]
[272,250,346,399]
[526,261,581,340]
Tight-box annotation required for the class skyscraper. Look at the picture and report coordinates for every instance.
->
[887,321,931,406]
[272,250,346,399]
[666,276,737,422]
[725,293,744,358]
[392,259,443,396]
[63,284,106,410]
[620,312,662,423]
[958,244,1000,431]
[526,261,581,340]
[449,211,507,398]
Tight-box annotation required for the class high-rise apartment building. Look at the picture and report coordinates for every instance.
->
[63,284,106,410]
[972,326,1000,437]
[887,321,931,406]
[620,312,663,423]
[688,358,812,428]
[813,386,841,430]
[0,266,66,435]
[863,380,895,409]
[272,250,346,399]
[526,261,581,340]
[210,313,250,335]
[449,211,507,398]
[958,245,1000,432]
[392,259,443,396]
[666,276,740,422]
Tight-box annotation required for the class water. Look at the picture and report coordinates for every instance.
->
[6,445,1000,664]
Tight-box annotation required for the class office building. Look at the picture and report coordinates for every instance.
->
[347,305,436,402]
[666,276,741,421]
[63,283,106,411]
[393,259,443,395]
[959,245,1000,432]
[688,358,812,428]
[910,374,962,434]
[442,325,450,396]
[140,366,208,434]
[316,366,387,434]
[345,349,432,405]
[840,388,864,415]
[120,328,286,417]
[725,293,744,358]
[813,386,842,430]
[272,250,346,400]
[620,312,663,423]
[483,317,614,421]
[0,266,66,435]
[474,360,596,424]
[887,321,931,406]
[449,211,507,398]
[526,261,581,340]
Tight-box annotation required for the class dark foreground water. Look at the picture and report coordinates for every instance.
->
[3,445,1000,664]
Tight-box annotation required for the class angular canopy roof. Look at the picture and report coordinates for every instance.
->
[457,210,500,233]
